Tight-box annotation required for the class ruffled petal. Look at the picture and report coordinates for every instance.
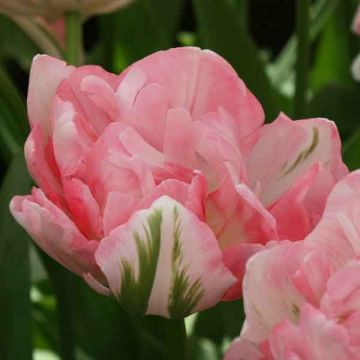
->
[27,55,74,132]
[10,188,100,278]
[95,196,236,318]
[245,113,347,207]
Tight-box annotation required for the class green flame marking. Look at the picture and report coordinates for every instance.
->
[118,209,162,316]
[168,206,204,319]
[281,127,319,177]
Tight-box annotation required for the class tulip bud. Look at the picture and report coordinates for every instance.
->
[0,0,132,20]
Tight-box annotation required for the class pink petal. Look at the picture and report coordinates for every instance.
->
[245,113,347,208]
[306,171,360,268]
[193,119,246,190]
[10,188,100,278]
[292,249,333,307]
[51,98,92,177]
[82,122,143,207]
[135,175,206,220]
[163,107,197,168]
[83,272,111,296]
[321,260,360,320]
[118,126,164,166]
[270,164,318,240]
[63,178,103,239]
[120,47,264,139]
[129,83,168,150]
[206,177,277,250]
[102,191,138,236]
[24,125,63,205]
[266,304,357,360]
[222,243,264,301]
[241,241,308,343]
[341,311,360,352]
[95,196,236,318]
[224,338,265,360]
[206,178,277,299]
[80,74,120,120]
[27,55,74,132]
[57,64,121,136]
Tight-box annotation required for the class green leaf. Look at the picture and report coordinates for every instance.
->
[0,98,22,163]
[0,14,39,69]
[0,65,28,143]
[270,0,340,88]
[0,153,33,360]
[311,1,354,91]
[39,252,142,360]
[186,337,219,360]
[308,83,360,139]
[193,300,244,346]
[192,0,279,120]
[72,280,141,359]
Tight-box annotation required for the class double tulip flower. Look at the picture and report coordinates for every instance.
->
[11,47,347,319]
[226,171,360,359]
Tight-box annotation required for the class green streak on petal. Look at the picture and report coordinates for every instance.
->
[168,206,204,319]
[118,209,162,316]
[292,303,300,319]
[281,127,319,177]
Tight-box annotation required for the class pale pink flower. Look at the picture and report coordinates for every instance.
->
[10,47,347,318]
[0,0,131,20]
[225,171,360,359]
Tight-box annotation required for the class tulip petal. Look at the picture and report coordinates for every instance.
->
[57,64,120,136]
[24,125,63,205]
[224,338,264,360]
[27,55,74,132]
[269,165,316,241]
[63,178,103,239]
[130,83,168,150]
[266,304,357,360]
[10,188,99,277]
[52,98,92,177]
[206,177,277,250]
[245,113,347,207]
[242,241,308,342]
[95,196,236,318]
[306,170,360,267]
[121,47,264,139]
[163,107,197,168]
[320,260,360,320]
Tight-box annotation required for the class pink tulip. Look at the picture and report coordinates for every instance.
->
[10,47,347,318]
[225,171,360,359]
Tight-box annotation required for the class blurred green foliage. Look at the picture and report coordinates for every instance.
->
[0,0,360,359]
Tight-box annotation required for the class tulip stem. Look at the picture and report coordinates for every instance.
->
[139,316,187,360]
[165,319,187,360]
[294,0,311,117]
[38,250,76,360]
[65,11,83,66]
